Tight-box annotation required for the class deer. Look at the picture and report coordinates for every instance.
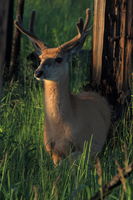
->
[15,8,111,165]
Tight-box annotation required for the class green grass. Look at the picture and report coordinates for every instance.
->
[0,80,132,200]
[0,0,133,199]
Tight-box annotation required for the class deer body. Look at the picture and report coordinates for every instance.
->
[43,77,110,164]
[15,9,111,165]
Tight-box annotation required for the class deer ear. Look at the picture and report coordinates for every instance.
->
[65,42,84,56]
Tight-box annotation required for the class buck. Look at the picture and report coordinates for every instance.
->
[15,9,111,165]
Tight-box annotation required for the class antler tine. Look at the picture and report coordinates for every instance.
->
[83,8,91,32]
[14,16,47,51]
[59,8,90,51]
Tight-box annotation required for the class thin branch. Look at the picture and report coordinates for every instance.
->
[91,162,133,200]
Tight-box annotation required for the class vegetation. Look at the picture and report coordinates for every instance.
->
[0,0,132,199]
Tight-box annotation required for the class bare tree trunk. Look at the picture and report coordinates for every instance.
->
[5,0,14,74]
[101,0,132,120]
[124,0,133,91]
[116,0,127,92]
[92,0,106,86]
[0,0,10,96]
[9,0,25,80]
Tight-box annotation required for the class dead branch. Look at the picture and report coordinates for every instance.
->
[91,162,133,200]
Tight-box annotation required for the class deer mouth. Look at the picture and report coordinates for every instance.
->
[34,70,46,80]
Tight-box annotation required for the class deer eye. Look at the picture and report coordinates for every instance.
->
[55,57,63,63]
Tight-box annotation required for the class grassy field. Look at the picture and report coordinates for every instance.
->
[0,0,133,199]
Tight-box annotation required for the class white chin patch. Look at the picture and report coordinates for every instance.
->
[35,77,41,81]
[34,76,44,81]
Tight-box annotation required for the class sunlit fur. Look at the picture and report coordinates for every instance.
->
[34,48,111,165]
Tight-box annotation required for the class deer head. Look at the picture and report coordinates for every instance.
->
[14,9,90,81]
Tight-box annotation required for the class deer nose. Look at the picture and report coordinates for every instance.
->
[35,70,43,78]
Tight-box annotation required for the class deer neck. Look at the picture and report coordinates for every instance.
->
[43,79,72,123]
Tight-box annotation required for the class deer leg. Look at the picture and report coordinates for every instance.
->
[52,152,62,166]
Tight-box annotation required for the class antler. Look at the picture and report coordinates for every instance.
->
[60,8,91,52]
[14,16,47,51]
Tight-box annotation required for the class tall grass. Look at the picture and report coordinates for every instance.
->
[0,80,132,199]
[0,0,132,199]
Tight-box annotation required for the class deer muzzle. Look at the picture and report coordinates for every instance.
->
[34,70,43,79]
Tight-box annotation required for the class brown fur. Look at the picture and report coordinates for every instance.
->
[43,79,111,165]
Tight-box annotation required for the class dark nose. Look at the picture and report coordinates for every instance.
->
[35,70,43,78]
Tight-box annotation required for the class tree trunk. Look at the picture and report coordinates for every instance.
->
[0,0,10,96]
[124,0,133,91]
[5,0,14,74]
[101,0,133,120]
[92,0,106,86]
[9,0,25,80]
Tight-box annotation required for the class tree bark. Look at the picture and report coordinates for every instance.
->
[92,0,106,86]
[9,0,25,80]
[0,0,10,96]
[101,0,132,120]
[123,0,133,91]
[5,0,14,73]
